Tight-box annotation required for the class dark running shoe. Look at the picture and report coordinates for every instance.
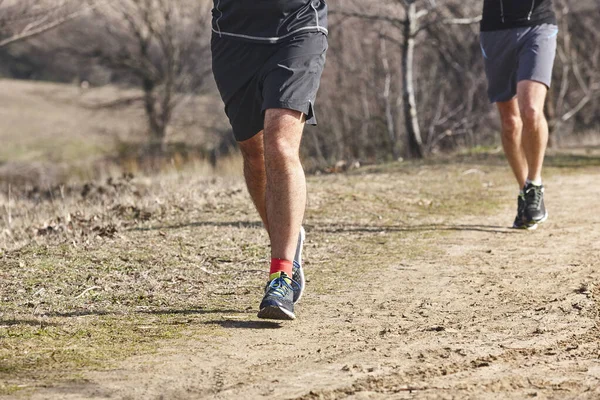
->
[523,183,548,227]
[258,272,297,320]
[512,194,537,230]
[292,227,305,303]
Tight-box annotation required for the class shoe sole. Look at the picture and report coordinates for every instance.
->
[293,227,306,304]
[520,211,548,230]
[257,305,296,321]
[513,222,538,230]
[533,212,549,224]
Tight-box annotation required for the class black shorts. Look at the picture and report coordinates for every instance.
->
[211,32,328,142]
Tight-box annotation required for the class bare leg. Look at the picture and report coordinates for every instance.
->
[497,98,527,189]
[263,109,306,261]
[238,131,269,232]
[517,80,549,183]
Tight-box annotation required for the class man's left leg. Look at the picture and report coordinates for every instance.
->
[518,80,549,184]
[518,80,550,224]
[257,108,306,320]
[264,109,306,261]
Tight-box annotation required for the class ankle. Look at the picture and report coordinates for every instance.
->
[526,178,542,186]
[270,258,293,281]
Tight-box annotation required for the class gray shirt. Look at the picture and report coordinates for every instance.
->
[211,0,328,44]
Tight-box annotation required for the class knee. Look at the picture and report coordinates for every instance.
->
[239,137,265,167]
[520,105,544,129]
[263,110,303,164]
[501,116,523,141]
[264,135,300,165]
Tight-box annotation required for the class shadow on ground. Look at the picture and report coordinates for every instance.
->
[202,319,283,330]
[0,319,61,328]
[131,221,263,232]
[42,308,251,318]
[346,151,600,176]
[132,221,517,235]
[311,224,516,235]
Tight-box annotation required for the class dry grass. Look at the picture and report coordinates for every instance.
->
[0,79,230,186]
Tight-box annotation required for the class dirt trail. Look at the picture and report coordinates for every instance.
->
[19,166,600,399]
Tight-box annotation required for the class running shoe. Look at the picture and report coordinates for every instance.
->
[523,183,548,227]
[292,226,305,303]
[512,194,537,230]
[257,272,296,320]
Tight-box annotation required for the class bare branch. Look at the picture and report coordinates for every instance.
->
[0,1,103,49]
[330,10,405,26]
[443,16,482,25]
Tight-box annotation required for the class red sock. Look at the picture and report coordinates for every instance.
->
[270,258,293,278]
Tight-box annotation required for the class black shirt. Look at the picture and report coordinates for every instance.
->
[481,0,556,32]
[212,0,328,44]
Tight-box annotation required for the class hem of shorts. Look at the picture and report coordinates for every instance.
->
[262,101,314,123]
[233,122,265,143]
[517,77,552,89]
[233,101,315,142]
[489,77,552,103]
[489,94,516,104]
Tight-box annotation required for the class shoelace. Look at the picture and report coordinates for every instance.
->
[267,277,293,298]
[525,186,543,209]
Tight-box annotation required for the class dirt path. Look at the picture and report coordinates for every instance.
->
[11,163,600,400]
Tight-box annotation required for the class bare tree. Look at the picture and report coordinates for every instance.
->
[547,0,600,145]
[332,0,480,159]
[400,0,425,158]
[0,0,94,49]
[60,0,213,150]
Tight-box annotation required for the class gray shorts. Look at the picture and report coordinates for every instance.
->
[480,24,558,103]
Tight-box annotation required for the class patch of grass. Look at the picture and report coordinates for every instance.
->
[0,79,235,186]
[461,145,503,155]
[0,313,219,389]
[545,153,600,168]
[0,383,25,396]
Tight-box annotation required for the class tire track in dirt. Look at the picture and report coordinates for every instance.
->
[20,168,600,400]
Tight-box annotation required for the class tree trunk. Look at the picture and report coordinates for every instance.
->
[380,37,399,160]
[143,78,166,151]
[402,2,424,159]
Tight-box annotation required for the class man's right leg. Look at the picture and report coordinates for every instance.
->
[238,131,269,232]
[497,99,532,229]
[497,99,527,189]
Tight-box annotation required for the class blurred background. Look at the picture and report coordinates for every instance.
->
[0,0,598,186]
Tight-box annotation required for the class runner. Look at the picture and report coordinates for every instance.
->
[480,0,557,229]
[211,0,328,319]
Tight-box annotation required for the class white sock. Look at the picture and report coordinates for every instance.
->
[526,178,542,187]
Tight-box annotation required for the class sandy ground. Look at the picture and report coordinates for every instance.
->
[5,164,600,400]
